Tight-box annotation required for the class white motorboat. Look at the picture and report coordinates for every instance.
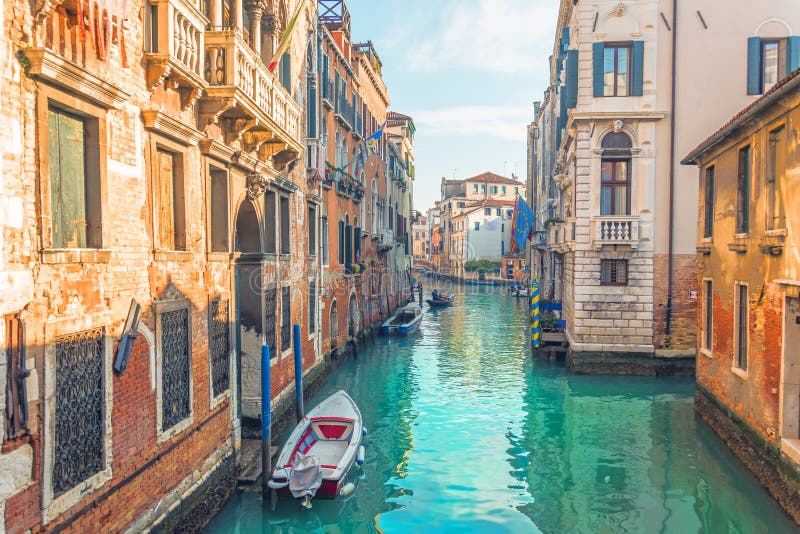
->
[268,390,365,507]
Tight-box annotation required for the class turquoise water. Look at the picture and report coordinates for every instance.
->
[206,289,798,533]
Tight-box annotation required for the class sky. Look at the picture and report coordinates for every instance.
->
[344,0,559,214]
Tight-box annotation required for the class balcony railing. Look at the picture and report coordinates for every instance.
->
[591,216,639,249]
[334,93,354,129]
[145,0,208,105]
[202,29,303,162]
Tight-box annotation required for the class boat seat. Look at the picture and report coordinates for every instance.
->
[311,420,353,441]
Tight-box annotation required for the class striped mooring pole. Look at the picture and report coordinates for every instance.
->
[530,278,540,348]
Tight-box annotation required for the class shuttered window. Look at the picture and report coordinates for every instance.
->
[767,126,786,230]
[264,191,277,254]
[309,280,317,334]
[48,108,101,248]
[280,52,291,92]
[703,166,714,238]
[748,37,800,94]
[321,216,329,265]
[703,281,713,352]
[280,196,290,255]
[736,146,751,234]
[735,284,748,371]
[4,316,29,440]
[565,49,578,108]
[308,205,317,256]
[156,149,186,250]
[338,220,345,264]
[210,168,229,252]
[593,42,643,97]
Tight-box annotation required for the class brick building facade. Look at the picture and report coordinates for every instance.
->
[0,0,339,530]
[683,69,800,522]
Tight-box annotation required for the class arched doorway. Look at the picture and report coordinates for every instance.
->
[234,200,261,253]
[233,199,265,420]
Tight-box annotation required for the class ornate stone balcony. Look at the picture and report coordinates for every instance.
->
[200,29,303,169]
[144,0,208,108]
[591,216,639,250]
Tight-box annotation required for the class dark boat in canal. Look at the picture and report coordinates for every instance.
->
[268,391,365,507]
[426,293,455,307]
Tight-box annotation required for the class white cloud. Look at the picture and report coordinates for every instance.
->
[409,105,532,141]
[388,0,557,76]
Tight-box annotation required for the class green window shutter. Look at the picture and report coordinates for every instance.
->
[565,49,578,108]
[338,220,344,264]
[307,80,317,138]
[747,37,762,95]
[788,36,800,75]
[48,109,87,249]
[631,41,644,96]
[593,42,605,97]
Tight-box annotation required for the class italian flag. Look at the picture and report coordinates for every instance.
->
[268,0,306,73]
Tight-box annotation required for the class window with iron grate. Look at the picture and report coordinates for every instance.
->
[600,259,628,286]
[281,287,291,352]
[209,299,230,398]
[160,308,190,431]
[265,287,277,358]
[53,328,104,496]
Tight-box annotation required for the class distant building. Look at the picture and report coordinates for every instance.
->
[437,172,525,278]
[682,68,800,521]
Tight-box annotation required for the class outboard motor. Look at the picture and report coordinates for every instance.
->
[289,453,322,508]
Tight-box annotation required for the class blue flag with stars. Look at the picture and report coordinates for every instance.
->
[511,196,534,252]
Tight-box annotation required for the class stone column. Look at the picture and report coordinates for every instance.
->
[232,0,244,31]
[209,0,222,27]
[262,14,278,64]
[247,1,264,55]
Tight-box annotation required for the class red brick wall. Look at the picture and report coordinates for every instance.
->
[653,254,697,349]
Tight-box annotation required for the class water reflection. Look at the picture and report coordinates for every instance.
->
[206,287,797,533]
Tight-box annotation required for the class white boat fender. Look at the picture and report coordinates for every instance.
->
[339,482,356,497]
[267,479,289,490]
[356,445,365,465]
[362,427,368,436]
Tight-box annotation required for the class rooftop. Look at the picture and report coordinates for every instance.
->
[682,68,800,164]
[464,172,523,185]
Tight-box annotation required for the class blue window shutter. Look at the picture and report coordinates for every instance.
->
[560,28,570,53]
[788,36,800,75]
[632,41,644,96]
[565,50,578,108]
[747,37,761,95]
[593,42,605,97]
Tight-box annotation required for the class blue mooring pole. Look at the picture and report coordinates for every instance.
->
[261,344,271,497]
[293,324,304,422]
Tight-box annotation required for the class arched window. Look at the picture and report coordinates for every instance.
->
[359,172,366,224]
[330,300,338,343]
[371,179,378,232]
[348,293,358,337]
[353,216,361,262]
[600,131,633,216]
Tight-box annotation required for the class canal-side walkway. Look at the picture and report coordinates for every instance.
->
[205,289,798,533]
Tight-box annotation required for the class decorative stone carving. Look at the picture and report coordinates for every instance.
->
[246,173,268,200]
[613,119,624,133]
[612,3,624,16]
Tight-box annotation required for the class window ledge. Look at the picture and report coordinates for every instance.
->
[699,348,713,359]
[158,416,194,445]
[207,252,231,263]
[731,367,748,380]
[154,250,193,262]
[279,254,292,261]
[41,248,112,264]
[766,229,788,238]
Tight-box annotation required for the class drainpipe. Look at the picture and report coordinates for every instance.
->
[666,0,678,339]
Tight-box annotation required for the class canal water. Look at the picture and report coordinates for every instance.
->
[206,288,798,533]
